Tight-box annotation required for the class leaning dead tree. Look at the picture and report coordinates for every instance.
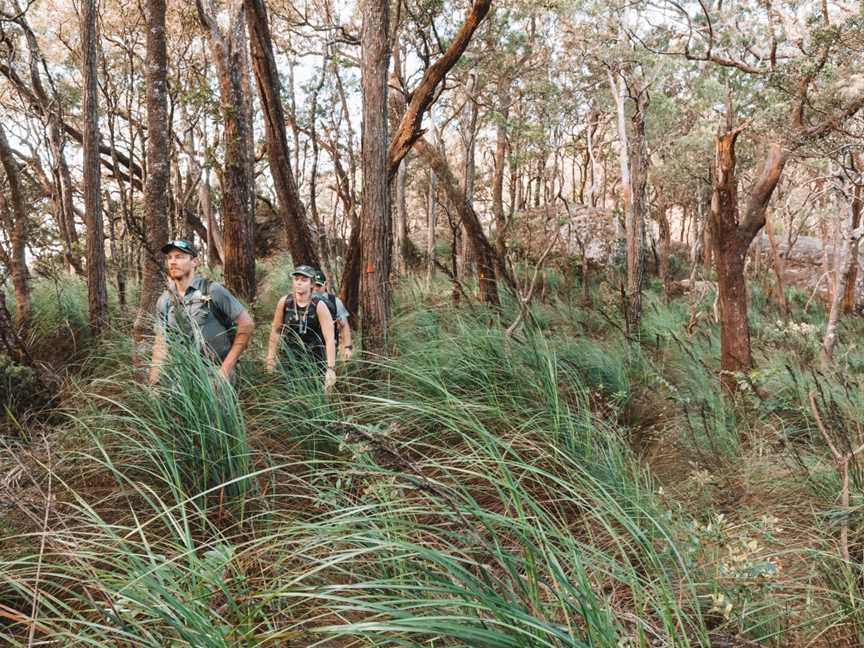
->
[245,0,319,266]
[196,0,257,302]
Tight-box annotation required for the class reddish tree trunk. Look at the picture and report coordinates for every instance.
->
[711,122,787,392]
[197,0,256,302]
[359,0,392,354]
[387,0,492,176]
[245,0,319,267]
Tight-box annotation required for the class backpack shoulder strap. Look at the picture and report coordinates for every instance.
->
[200,278,235,331]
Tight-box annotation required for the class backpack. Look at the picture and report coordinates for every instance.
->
[319,292,340,345]
[162,278,236,346]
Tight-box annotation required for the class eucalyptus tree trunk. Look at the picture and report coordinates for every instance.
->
[245,0,319,266]
[426,168,437,289]
[308,54,334,276]
[133,0,170,358]
[81,0,109,333]
[197,0,256,302]
[764,210,789,318]
[711,112,787,392]
[656,204,671,299]
[394,158,408,272]
[0,126,30,333]
[842,163,863,314]
[822,157,864,367]
[609,69,648,333]
[360,0,392,354]
[628,91,649,328]
[492,74,510,261]
[459,70,479,277]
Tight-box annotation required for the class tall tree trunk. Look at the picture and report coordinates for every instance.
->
[197,0,256,302]
[51,127,84,274]
[359,0,392,354]
[842,168,862,314]
[656,205,671,300]
[245,0,319,266]
[341,0,492,311]
[711,111,787,392]
[492,74,511,261]
[14,17,83,274]
[822,156,864,366]
[764,210,789,318]
[308,53,334,276]
[426,167,437,289]
[459,70,479,278]
[81,0,109,333]
[627,90,649,329]
[133,0,170,360]
[394,156,408,272]
[0,127,30,333]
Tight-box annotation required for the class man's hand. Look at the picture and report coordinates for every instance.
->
[218,363,234,381]
[340,346,353,362]
[324,367,337,393]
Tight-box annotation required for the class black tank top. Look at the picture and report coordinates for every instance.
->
[281,295,327,364]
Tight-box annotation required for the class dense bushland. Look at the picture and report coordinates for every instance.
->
[3,261,864,647]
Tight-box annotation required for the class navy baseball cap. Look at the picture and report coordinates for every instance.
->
[161,239,198,257]
[314,269,327,285]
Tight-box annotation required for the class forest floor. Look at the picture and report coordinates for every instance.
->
[2,257,864,647]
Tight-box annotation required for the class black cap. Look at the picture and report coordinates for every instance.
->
[314,269,327,285]
[292,265,317,279]
[161,239,198,257]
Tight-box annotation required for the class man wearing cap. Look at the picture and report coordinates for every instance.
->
[149,239,255,385]
[266,264,337,392]
[312,269,353,361]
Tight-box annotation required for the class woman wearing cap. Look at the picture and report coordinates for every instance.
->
[266,265,337,391]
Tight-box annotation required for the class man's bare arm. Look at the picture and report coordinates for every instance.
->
[219,310,255,378]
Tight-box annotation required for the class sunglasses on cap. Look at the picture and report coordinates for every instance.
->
[161,239,198,256]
